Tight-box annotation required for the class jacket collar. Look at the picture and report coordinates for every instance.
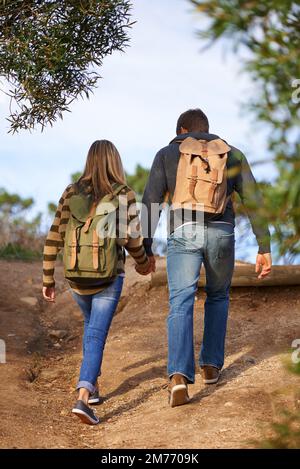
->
[170,131,220,145]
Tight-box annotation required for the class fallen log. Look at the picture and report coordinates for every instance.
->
[151,262,300,288]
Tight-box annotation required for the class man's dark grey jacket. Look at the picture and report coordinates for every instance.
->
[141,131,271,256]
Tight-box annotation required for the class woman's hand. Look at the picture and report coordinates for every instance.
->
[135,263,152,276]
[42,286,55,302]
[135,257,155,276]
[255,253,272,279]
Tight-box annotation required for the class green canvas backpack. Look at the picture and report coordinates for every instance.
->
[63,183,127,284]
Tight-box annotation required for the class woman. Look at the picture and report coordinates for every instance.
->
[42,140,151,425]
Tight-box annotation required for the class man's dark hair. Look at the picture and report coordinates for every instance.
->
[176,108,209,135]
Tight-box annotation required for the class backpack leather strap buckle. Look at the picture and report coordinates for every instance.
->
[188,165,198,198]
[208,169,219,204]
[92,230,99,270]
[82,202,97,233]
[70,229,77,269]
[82,217,92,233]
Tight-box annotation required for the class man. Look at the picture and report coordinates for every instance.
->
[141,108,272,407]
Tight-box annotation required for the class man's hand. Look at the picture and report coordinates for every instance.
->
[135,263,152,276]
[255,253,272,279]
[148,255,156,273]
[42,286,55,302]
[135,256,156,276]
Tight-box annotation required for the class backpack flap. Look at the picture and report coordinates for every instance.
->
[95,183,127,216]
[95,196,119,216]
[69,194,94,222]
[186,155,226,184]
[179,137,230,157]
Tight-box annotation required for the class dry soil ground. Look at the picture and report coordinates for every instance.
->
[0,258,299,448]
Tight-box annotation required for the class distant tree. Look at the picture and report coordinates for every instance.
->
[47,202,57,216]
[71,171,82,184]
[47,171,82,215]
[0,188,34,216]
[126,164,150,198]
[0,0,133,132]
[0,188,42,258]
[190,0,300,259]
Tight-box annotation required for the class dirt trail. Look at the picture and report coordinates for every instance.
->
[0,258,299,448]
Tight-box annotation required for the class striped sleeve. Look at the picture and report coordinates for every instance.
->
[42,185,74,287]
[117,187,150,267]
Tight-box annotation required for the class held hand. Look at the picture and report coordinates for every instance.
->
[255,253,272,279]
[148,255,156,273]
[42,286,55,302]
[135,262,152,276]
[135,256,156,276]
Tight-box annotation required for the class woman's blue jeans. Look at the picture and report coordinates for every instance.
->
[72,275,124,394]
[167,221,235,384]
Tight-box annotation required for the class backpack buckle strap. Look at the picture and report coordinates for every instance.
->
[92,230,99,270]
[208,169,219,204]
[82,202,97,233]
[201,141,208,157]
[201,143,211,174]
[188,165,198,198]
[82,217,92,233]
[70,229,77,269]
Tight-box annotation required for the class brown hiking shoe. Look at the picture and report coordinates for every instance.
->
[201,366,220,385]
[168,374,190,407]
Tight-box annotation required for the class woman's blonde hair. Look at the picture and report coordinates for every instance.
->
[77,140,126,203]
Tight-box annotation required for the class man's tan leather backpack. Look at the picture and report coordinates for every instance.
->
[172,137,231,214]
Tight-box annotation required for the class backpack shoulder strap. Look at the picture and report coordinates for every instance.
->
[111,183,128,197]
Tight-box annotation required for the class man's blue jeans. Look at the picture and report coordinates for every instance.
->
[167,221,235,383]
[72,275,124,394]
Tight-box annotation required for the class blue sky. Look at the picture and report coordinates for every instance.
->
[0,0,276,257]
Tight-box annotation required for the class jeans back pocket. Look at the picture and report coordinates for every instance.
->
[217,232,235,259]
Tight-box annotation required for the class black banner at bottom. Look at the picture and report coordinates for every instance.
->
[0,449,298,466]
